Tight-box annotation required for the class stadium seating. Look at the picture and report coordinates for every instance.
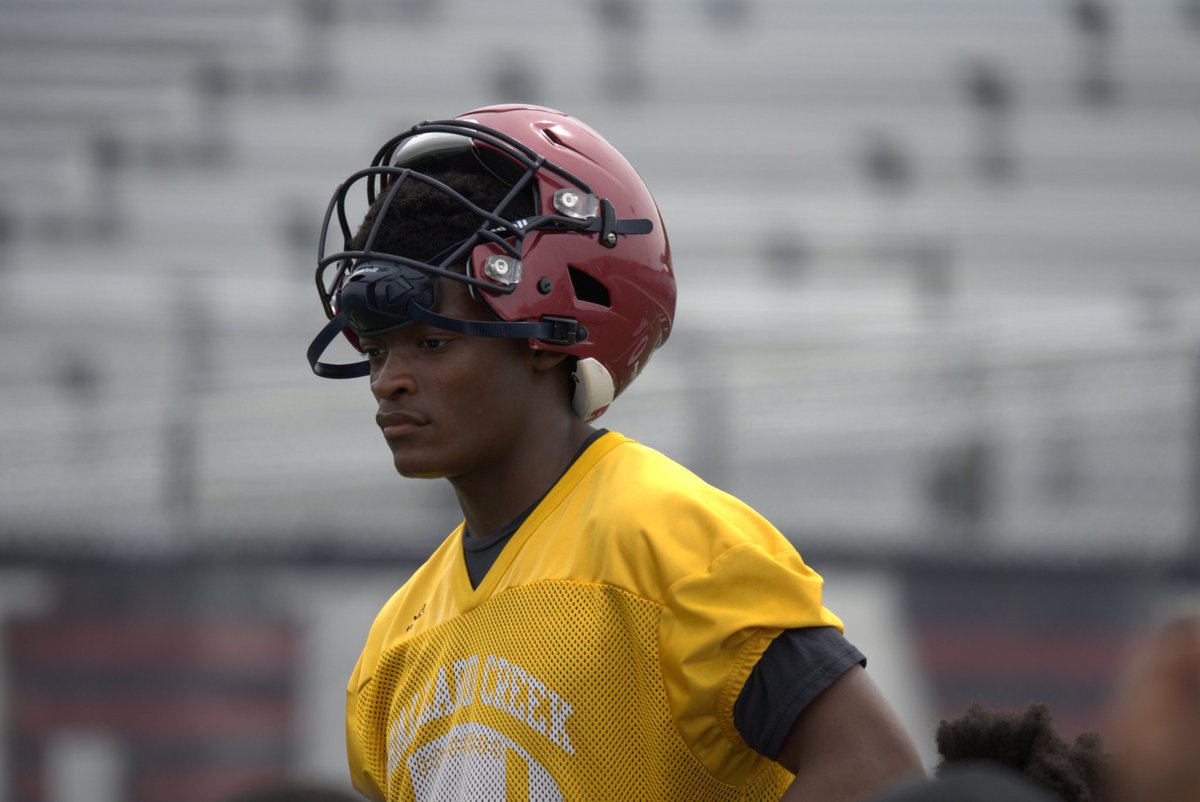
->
[0,0,1198,557]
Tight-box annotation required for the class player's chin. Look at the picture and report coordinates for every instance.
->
[388,445,455,480]
[393,461,452,479]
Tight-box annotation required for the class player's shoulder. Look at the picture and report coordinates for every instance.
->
[575,433,798,585]
[586,433,722,504]
[593,435,780,537]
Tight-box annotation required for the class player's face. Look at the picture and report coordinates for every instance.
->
[359,280,546,480]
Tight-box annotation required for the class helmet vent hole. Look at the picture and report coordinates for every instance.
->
[568,266,611,307]
[542,127,565,147]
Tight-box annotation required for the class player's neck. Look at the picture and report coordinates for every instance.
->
[450,414,595,539]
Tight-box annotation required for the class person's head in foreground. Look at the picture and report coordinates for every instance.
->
[309,105,920,801]
[934,702,1110,802]
[219,783,361,802]
[866,766,1061,802]
[1107,603,1200,802]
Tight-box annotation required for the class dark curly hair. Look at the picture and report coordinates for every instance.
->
[936,703,1110,802]
[350,170,535,265]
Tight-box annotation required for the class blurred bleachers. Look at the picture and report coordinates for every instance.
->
[1,0,1198,560]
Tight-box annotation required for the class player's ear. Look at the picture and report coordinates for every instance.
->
[530,348,571,373]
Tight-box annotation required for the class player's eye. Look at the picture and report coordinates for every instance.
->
[361,345,385,361]
[418,337,448,351]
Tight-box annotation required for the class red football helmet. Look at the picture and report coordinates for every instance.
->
[308,104,675,421]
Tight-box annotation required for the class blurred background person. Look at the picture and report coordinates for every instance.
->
[1107,605,1200,802]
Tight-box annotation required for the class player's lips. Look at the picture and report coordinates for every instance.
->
[376,411,429,439]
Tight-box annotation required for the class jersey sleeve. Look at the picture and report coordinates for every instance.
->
[734,626,867,759]
[657,538,845,784]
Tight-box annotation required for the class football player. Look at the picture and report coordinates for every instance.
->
[308,105,922,801]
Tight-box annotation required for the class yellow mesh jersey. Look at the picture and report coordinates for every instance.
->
[347,432,845,801]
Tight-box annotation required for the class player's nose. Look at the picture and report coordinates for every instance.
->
[369,350,417,400]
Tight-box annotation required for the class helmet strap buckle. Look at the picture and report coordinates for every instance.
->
[599,198,619,248]
[539,316,587,346]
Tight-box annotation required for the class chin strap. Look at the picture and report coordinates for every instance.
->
[307,304,587,379]
[404,303,584,345]
[307,312,369,379]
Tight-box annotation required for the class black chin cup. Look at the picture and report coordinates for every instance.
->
[307,262,588,379]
